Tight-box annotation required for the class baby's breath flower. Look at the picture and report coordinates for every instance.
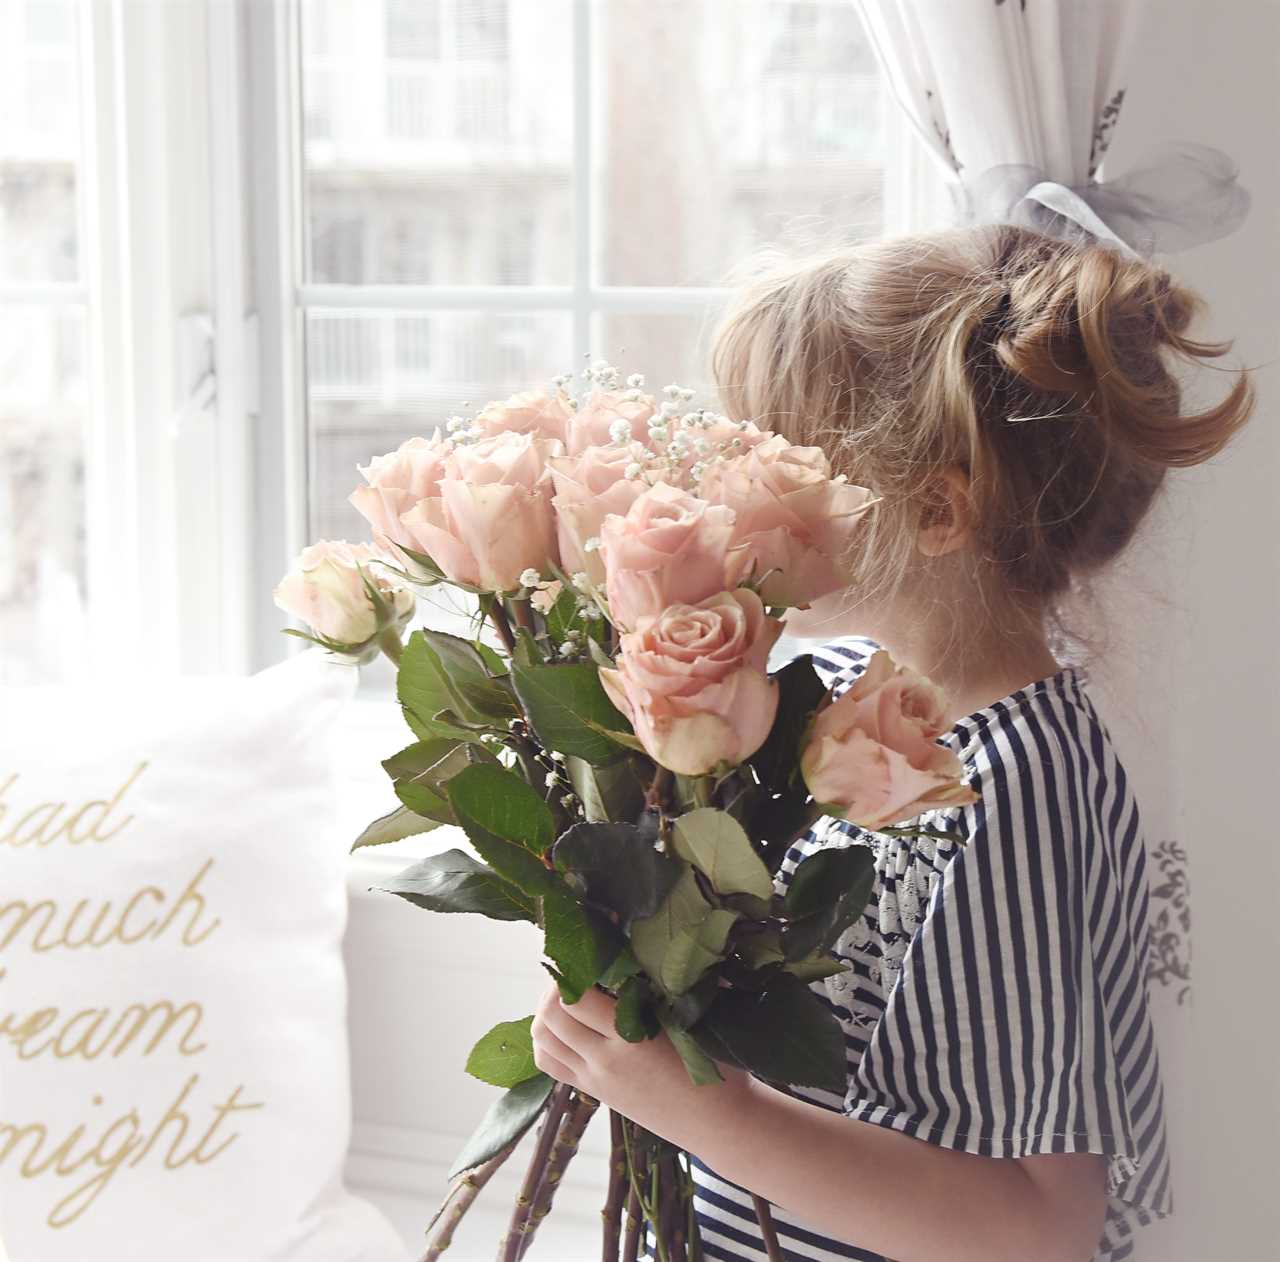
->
[557,641,577,659]
[625,461,643,480]
[445,415,467,432]
[690,461,707,481]
[571,571,589,587]
[608,418,632,444]
[626,372,645,388]
[545,770,559,788]
[583,536,601,553]
[549,750,566,762]
[649,425,669,445]
[518,568,540,588]
[659,400,680,417]
[560,793,577,809]
[662,383,683,400]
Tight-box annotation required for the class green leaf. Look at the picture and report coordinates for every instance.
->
[661,1016,723,1086]
[511,658,634,765]
[671,808,773,901]
[447,1074,554,1179]
[785,955,851,983]
[377,850,536,922]
[398,629,517,741]
[630,867,739,996]
[465,1016,540,1088]
[565,754,647,824]
[782,844,876,960]
[614,976,661,1043]
[692,972,847,1093]
[543,889,625,1003]
[351,804,442,851]
[474,640,509,677]
[446,773,561,897]
[599,948,643,988]
[383,740,495,817]
[552,820,682,926]
[446,763,556,855]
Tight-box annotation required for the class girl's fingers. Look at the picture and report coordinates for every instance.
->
[531,1016,587,1080]
[533,1051,578,1088]
[558,985,618,1038]
[539,987,609,1054]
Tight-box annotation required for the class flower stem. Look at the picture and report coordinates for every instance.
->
[515,1089,599,1261]
[488,600,518,654]
[378,627,404,665]
[602,1112,627,1262]
[750,1194,783,1262]
[511,596,536,636]
[498,1081,571,1262]
[419,1138,519,1262]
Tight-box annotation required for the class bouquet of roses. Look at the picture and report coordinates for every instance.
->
[273,363,976,1262]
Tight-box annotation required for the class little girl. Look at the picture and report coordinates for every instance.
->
[530,223,1253,1262]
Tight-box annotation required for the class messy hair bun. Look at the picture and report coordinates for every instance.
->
[711,223,1253,616]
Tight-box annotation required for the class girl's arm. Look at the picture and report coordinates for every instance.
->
[532,985,1107,1262]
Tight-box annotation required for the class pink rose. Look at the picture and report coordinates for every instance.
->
[399,431,559,592]
[599,589,783,775]
[599,483,747,629]
[472,389,573,444]
[348,433,454,553]
[698,434,876,608]
[801,650,977,829]
[564,389,657,455]
[273,540,413,647]
[550,443,653,585]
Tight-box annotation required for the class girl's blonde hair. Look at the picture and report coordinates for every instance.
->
[711,223,1253,637]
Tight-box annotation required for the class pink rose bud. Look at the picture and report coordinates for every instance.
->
[800,650,978,829]
[564,389,657,455]
[699,434,876,609]
[399,431,559,593]
[599,589,783,776]
[599,482,747,630]
[472,389,573,444]
[273,540,414,647]
[550,442,653,586]
[348,433,455,554]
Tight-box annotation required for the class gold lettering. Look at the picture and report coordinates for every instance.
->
[0,899,58,952]
[117,886,164,944]
[186,1085,264,1165]
[65,761,148,844]
[150,859,221,947]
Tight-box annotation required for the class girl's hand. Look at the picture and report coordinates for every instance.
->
[530,983,751,1141]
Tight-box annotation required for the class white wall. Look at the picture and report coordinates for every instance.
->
[1099,3,1280,1260]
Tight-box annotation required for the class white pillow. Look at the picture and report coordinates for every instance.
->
[0,651,407,1262]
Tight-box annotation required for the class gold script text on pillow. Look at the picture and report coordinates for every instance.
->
[0,763,147,848]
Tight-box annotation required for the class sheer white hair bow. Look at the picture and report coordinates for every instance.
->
[960,142,1251,258]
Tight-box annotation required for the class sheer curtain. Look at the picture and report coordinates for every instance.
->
[854,0,1248,255]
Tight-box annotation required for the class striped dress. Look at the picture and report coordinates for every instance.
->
[690,636,1173,1262]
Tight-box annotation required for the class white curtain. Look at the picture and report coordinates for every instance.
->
[854,0,1248,255]
[849,6,1227,1257]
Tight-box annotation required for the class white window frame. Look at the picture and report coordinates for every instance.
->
[241,0,951,673]
[8,0,948,682]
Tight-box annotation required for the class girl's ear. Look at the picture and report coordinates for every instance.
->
[916,467,974,557]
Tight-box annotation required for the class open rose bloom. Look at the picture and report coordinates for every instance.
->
[801,650,979,828]
[280,365,979,1262]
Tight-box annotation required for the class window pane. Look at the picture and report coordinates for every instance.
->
[0,0,82,282]
[594,311,719,401]
[598,0,888,286]
[305,309,573,541]
[300,0,574,286]
[0,304,88,682]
